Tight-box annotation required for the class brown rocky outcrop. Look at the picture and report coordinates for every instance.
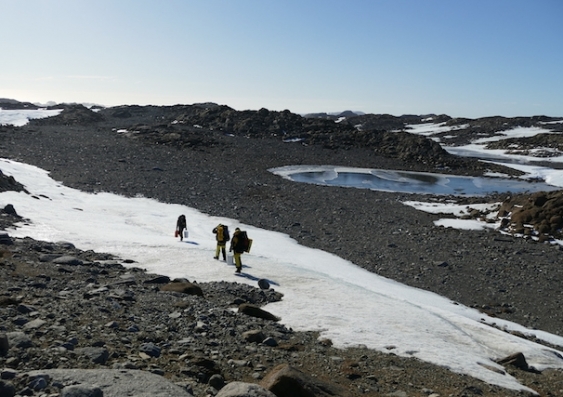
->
[160,280,204,296]
[497,190,563,240]
[260,364,347,397]
[238,303,280,322]
[31,104,105,125]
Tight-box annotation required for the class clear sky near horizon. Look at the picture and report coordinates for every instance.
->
[1,0,562,118]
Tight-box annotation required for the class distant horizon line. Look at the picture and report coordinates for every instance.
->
[1,97,562,120]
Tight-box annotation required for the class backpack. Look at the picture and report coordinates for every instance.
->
[223,225,230,242]
[238,231,252,253]
[216,225,224,241]
[216,225,230,242]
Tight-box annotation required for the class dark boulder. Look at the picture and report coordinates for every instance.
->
[161,280,203,296]
[238,304,279,322]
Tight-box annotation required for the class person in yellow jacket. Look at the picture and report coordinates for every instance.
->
[212,224,230,261]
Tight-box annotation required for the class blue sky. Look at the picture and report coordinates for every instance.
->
[1,0,562,118]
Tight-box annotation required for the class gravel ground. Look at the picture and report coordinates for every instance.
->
[2,112,563,395]
[3,236,556,397]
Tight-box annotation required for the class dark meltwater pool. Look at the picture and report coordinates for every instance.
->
[269,166,559,196]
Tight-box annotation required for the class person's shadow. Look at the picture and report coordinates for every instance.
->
[180,240,199,245]
[235,267,279,287]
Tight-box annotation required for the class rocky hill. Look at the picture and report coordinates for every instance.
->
[3,99,563,240]
[4,98,561,167]
[19,101,547,176]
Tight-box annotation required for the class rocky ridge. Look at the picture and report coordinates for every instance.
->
[31,102,563,175]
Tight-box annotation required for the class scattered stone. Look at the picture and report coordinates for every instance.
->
[61,384,103,397]
[6,332,32,349]
[260,364,347,397]
[23,319,46,330]
[52,256,83,265]
[208,373,225,390]
[0,380,16,397]
[242,330,265,343]
[140,342,161,358]
[238,304,280,322]
[497,352,530,371]
[75,347,110,364]
[0,368,17,379]
[216,381,276,397]
[261,337,278,347]
[161,281,203,296]
[2,204,18,216]
[144,275,171,284]
[0,231,13,245]
[257,279,270,290]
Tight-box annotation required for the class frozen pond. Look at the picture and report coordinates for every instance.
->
[269,166,559,196]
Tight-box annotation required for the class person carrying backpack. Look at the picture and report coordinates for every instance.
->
[212,223,230,261]
[229,227,251,273]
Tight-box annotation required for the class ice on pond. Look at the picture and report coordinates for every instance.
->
[269,165,558,196]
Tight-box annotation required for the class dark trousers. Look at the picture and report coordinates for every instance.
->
[215,244,226,260]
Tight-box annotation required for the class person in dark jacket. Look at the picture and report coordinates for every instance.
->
[212,224,230,261]
[229,228,246,273]
[176,215,187,241]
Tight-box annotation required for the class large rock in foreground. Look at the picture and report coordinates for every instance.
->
[24,369,193,397]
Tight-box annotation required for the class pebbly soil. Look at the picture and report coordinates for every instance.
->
[1,109,563,396]
[4,236,559,397]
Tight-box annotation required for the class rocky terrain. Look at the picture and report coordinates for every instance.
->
[1,101,563,396]
[5,229,561,397]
